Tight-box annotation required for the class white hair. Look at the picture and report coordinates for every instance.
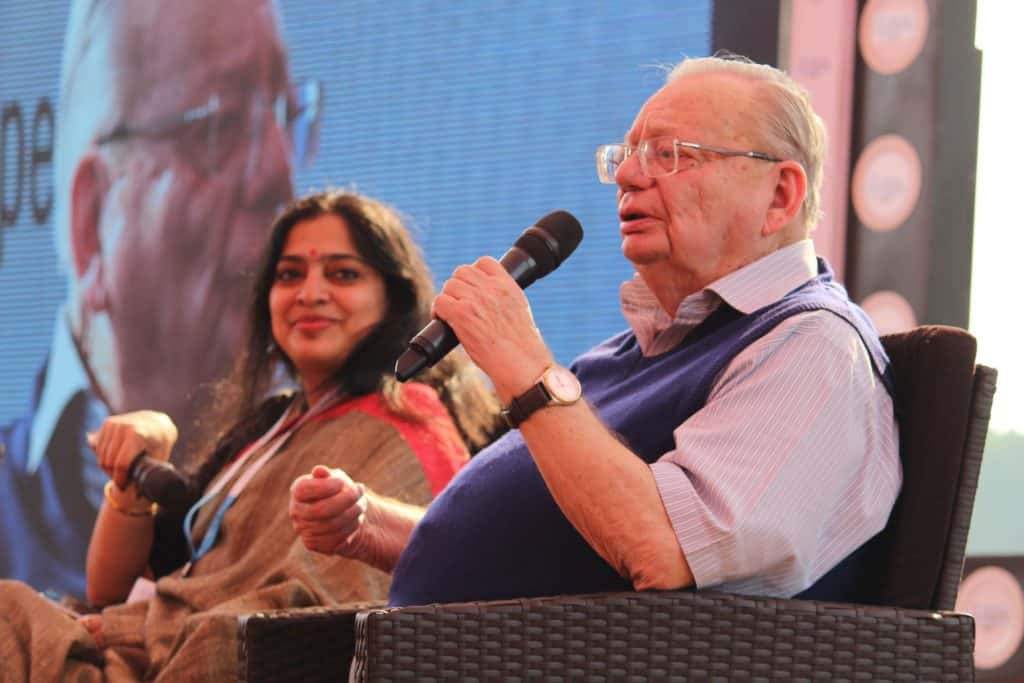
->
[667,54,827,232]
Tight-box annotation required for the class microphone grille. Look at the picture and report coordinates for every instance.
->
[515,211,584,277]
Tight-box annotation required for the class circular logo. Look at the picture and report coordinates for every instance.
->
[851,135,922,232]
[859,0,930,75]
[957,565,1024,670]
[860,290,917,335]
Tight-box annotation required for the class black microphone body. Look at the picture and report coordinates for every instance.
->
[395,211,584,381]
[129,453,190,508]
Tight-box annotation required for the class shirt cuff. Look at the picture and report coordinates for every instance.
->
[649,460,729,589]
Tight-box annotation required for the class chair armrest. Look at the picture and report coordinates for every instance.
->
[238,601,384,683]
[352,590,975,681]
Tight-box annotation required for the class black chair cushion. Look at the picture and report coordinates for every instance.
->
[865,325,977,609]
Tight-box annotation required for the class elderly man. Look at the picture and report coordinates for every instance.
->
[291,55,899,605]
[0,0,304,598]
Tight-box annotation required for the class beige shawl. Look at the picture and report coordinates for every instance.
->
[0,399,457,682]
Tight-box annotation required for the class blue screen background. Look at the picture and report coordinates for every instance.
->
[0,1,712,422]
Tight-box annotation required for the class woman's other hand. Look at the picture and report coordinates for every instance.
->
[78,613,105,649]
[290,465,369,557]
[87,411,179,488]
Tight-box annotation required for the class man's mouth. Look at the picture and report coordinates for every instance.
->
[619,208,656,234]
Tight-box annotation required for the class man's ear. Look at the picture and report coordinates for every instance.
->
[762,160,807,237]
[70,153,108,311]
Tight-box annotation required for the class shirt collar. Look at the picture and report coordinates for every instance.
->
[620,239,818,354]
[705,239,818,315]
[27,311,103,473]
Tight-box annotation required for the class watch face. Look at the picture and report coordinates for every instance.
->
[545,367,581,403]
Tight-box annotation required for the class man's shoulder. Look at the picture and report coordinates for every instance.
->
[767,275,887,359]
[760,308,876,359]
[0,361,49,470]
[741,304,893,398]
[0,408,33,473]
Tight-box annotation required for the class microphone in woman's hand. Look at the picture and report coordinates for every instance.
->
[129,453,190,508]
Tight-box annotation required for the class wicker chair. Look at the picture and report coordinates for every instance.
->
[238,325,997,681]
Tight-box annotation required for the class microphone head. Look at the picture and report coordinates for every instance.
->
[130,455,191,508]
[513,210,584,278]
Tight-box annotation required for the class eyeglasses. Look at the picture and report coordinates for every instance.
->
[96,79,322,176]
[595,136,782,184]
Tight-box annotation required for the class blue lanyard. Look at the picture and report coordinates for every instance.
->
[182,390,341,568]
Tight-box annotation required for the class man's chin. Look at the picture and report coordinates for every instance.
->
[621,236,669,267]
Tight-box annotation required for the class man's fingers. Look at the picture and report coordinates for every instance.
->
[474,255,507,276]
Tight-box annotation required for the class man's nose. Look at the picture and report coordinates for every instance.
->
[614,150,651,191]
[242,116,294,209]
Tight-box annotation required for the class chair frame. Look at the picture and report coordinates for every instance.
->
[238,332,997,682]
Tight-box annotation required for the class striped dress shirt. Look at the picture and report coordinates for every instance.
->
[621,240,901,597]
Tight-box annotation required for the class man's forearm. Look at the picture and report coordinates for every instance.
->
[518,402,694,590]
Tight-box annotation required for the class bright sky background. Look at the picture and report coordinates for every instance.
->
[970,1,1023,434]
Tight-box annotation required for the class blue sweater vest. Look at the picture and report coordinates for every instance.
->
[389,260,893,606]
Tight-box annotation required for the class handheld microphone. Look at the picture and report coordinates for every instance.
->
[129,452,190,508]
[395,210,584,381]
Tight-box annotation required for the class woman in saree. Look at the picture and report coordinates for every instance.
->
[0,190,498,682]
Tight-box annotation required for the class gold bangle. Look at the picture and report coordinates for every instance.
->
[103,481,157,517]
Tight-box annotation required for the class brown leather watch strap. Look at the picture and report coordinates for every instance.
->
[502,382,553,428]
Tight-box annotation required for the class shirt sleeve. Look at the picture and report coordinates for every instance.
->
[649,310,901,597]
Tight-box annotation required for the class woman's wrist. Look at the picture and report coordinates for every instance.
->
[357,492,417,573]
[103,481,157,517]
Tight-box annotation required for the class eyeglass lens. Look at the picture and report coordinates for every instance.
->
[596,139,685,184]
[198,80,321,177]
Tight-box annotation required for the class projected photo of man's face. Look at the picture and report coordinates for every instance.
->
[64,0,315,431]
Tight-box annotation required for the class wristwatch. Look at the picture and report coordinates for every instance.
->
[502,365,582,428]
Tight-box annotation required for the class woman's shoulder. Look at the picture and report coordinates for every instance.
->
[312,383,445,424]
[304,384,467,497]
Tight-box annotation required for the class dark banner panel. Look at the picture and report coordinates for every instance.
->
[845,0,981,332]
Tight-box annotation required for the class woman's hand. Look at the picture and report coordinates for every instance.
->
[87,411,179,488]
[291,465,426,572]
[290,465,369,558]
[78,613,105,649]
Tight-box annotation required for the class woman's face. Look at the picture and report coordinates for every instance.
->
[269,213,388,393]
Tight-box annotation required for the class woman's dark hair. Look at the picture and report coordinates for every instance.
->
[184,190,502,494]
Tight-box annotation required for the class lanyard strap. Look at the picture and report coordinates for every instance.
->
[183,389,342,564]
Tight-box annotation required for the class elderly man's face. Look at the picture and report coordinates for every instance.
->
[95,0,293,414]
[615,73,779,295]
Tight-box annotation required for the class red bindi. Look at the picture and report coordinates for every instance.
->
[308,248,319,259]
